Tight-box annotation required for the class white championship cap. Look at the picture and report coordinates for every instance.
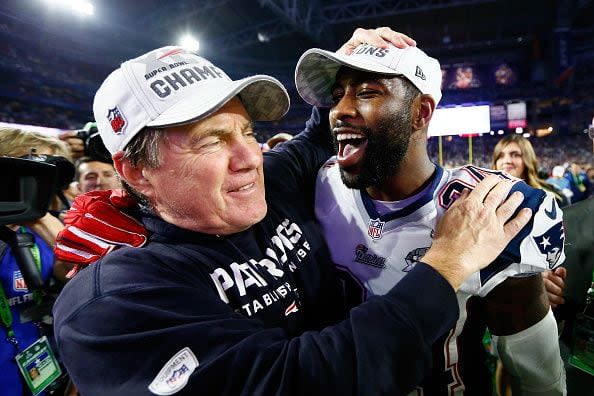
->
[295,43,442,107]
[94,46,290,154]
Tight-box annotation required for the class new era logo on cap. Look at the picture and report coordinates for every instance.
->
[415,66,426,80]
[295,43,442,108]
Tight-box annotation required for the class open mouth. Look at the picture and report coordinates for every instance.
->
[336,132,368,169]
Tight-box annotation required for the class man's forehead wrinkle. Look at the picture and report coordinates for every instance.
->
[188,119,254,142]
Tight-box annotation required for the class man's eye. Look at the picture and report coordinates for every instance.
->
[330,89,344,102]
[357,89,376,98]
[201,139,221,149]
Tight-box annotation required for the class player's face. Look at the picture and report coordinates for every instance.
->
[495,142,526,179]
[329,68,413,189]
[140,97,267,235]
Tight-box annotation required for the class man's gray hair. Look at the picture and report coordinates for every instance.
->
[119,127,164,207]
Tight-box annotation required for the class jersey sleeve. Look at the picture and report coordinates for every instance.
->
[53,253,459,396]
[263,106,333,199]
[460,182,566,297]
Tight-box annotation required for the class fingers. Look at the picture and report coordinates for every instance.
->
[483,179,514,210]
[109,189,138,209]
[502,207,532,241]
[339,27,416,54]
[543,269,566,291]
[543,268,566,308]
[495,190,524,222]
[375,27,416,48]
[469,175,504,204]
[554,266,567,280]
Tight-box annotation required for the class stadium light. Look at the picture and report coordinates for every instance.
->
[515,127,523,133]
[497,130,504,135]
[179,34,200,52]
[522,133,530,138]
[548,126,554,132]
[42,0,94,16]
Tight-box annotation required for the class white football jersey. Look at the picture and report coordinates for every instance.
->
[315,159,565,395]
[316,159,565,299]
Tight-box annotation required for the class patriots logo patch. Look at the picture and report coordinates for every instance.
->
[404,247,429,272]
[533,222,565,269]
[367,218,385,240]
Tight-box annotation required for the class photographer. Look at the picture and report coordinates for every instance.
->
[59,121,112,164]
[0,128,74,395]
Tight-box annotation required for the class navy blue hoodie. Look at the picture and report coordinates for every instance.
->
[53,108,458,395]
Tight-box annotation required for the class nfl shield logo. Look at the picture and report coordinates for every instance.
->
[13,271,28,292]
[107,107,126,134]
[367,218,385,240]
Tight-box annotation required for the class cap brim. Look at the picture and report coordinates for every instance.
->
[147,75,289,128]
[295,48,401,107]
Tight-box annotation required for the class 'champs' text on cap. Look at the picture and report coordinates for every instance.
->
[94,46,290,155]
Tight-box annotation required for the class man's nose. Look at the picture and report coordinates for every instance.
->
[331,94,357,123]
[229,138,261,172]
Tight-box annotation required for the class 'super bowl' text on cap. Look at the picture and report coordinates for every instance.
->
[295,44,442,108]
[94,46,290,154]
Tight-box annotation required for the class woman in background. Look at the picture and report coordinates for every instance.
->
[492,134,569,207]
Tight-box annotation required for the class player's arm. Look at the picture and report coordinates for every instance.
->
[484,190,566,395]
[484,275,549,335]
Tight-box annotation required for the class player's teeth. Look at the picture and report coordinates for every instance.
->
[337,134,364,141]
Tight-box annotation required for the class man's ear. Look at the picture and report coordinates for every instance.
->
[112,152,154,198]
[411,94,436,131]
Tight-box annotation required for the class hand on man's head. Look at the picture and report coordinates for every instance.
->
[337,27,416,55]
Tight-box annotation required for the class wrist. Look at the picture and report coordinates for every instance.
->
[421,249,468,292]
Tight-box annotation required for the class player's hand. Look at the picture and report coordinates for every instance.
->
[542,267,567,308]
[422,176,532,290]
[54,189,148,278]
[337,27,416,55]
[59,130,85,159]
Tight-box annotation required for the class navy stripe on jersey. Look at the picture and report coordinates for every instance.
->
[360,165,444,222]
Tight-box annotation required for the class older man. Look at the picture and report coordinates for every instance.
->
[53,33,531,395]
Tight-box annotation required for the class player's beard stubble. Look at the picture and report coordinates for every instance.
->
[335,109,413,190]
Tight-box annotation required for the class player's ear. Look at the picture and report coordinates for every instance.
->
[411,95,435,131]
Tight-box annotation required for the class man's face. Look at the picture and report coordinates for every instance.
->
[140,97,266,235]
[329,68,414,189]
[77,161,120,193]
[495,142,526,180]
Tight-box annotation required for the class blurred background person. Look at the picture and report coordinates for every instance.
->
[74,156,120,194]
[492,134,569,207]
[0,127,74,394]
[564,162,592,203]
[547,165,574,204]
